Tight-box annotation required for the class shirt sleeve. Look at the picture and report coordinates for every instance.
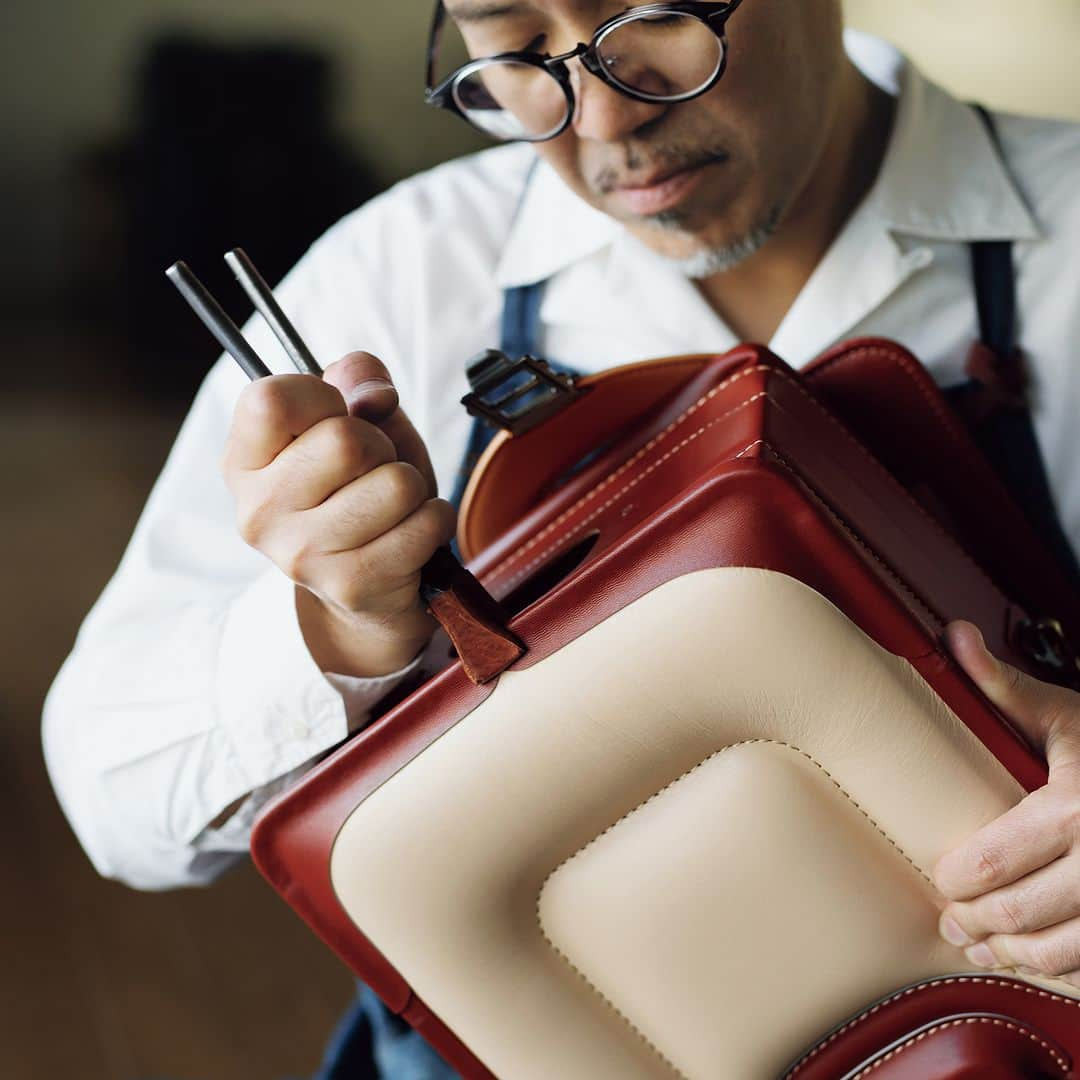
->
[42,208,428,891]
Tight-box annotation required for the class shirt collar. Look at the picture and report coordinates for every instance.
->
[495,43,1041,290]
[865,62,1041,243]
[494,156,620,288]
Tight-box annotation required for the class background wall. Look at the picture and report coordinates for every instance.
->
[1,4,1077,1079]
[3,0,1079,316]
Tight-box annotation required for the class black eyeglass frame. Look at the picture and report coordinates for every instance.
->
[425,0,746,142]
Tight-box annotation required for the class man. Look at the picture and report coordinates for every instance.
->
[45,1,1080,1076]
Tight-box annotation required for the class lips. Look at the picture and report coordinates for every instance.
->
[608,165,707,216]
[605,153,727,217]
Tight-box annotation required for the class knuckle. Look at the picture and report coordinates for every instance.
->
[1029,937,1076,977]
[396,501,448,554]
[974,846,1008,886]
[381,462,428,515]
[318,416,366,468]
[415,499,458,550]
[337,552,377,611]
[280,537,322,585]
[993,894,1028,936]
[240,377,294,431]
[236,498,272,548]
[320,416,393,476]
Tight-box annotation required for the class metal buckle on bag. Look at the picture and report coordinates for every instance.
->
[461,349,581,436]
[1014,616,1080,678]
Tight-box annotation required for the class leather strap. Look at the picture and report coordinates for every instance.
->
[945,105,1080,588]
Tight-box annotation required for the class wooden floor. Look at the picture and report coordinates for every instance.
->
[2,330,354,1079]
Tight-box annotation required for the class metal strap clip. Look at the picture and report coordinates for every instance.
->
[461,349,581,436]
[1015,616,1080,681]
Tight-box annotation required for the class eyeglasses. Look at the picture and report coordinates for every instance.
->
[425,1,746,143]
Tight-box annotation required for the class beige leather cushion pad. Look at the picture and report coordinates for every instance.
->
[330,568,1075,1079]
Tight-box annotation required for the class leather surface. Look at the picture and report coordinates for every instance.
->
[457,352,717,560]
[786,975,1079,1079]
[326,570,1074,1080]
[803,338,1080,640]
[251,341,1080,1078]
[850,1015,1069,1078]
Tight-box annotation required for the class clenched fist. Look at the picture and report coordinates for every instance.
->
[223,351,457,679]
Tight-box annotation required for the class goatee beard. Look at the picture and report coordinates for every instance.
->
[657,204,783,279]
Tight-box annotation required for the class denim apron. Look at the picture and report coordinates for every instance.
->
[313,115,1077,1080]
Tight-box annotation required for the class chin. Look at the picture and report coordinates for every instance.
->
[636,200,785,278]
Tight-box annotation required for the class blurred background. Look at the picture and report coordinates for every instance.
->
[2,1,1078,1077]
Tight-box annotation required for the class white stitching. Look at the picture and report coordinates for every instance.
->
[486,358,1011,616]
[850,1016,1070,1077]
[491,391,769,590]
[801,345,1013,599]
[763,447,946,630]
[487,365,776,580]
[787,976,1080,1075]
[537,739,935,1078]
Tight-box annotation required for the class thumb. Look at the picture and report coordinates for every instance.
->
[323,350,400,422]
[945,619,1080,768]
[323,351,439,498]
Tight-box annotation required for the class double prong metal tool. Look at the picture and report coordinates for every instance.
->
[165,250,524,685]
[166,249,320,379]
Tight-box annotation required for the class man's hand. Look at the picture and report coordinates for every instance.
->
[934,619,1080,986]
[222,351,456,679]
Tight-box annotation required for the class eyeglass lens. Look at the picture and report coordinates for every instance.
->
[452,11,724,141]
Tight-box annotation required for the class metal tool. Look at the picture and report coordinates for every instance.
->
[165,251,524,685]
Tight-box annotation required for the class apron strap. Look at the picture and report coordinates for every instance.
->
[944,106,1080,586]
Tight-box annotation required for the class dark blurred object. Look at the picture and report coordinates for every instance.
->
[121,32,376,397]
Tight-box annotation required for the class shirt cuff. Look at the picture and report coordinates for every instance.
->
[196,574,425,850]
[324,653,425,732]
[215,567,349,791]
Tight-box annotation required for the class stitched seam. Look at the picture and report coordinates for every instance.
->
[467,358,713,543]
[536,739,936,1077]
[486,364,775,580]
[805,345,968,452]
[801,344,1015,600]
[764,448,946,630]
[850,1016,1069,1077]
[536,941,687,1078]
[786,976,1080,1075]
[774,359,1010,601]
[492,391,769,590]
[488,355,1011,614]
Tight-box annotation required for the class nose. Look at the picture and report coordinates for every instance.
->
[569,60,667,143]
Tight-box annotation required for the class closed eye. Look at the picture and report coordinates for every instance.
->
[518,33,547,55]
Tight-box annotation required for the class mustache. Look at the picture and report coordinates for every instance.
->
[590,144,731,194]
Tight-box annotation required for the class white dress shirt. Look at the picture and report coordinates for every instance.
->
[44,36,1080,890]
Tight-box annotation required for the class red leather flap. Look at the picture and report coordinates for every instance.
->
[851,1014,1071,1079]
[804,337,1080,636]
[457,349,760,561]
[785,976,1077,1080]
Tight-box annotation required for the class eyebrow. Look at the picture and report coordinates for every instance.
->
[446,2,534,24]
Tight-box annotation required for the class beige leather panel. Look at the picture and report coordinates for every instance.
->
[329,568,1075,1079]
[539,741,955,1078]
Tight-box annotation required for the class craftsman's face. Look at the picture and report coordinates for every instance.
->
[445,0,847,266]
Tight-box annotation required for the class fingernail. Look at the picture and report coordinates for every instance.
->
[965,943,997,968]
[348,378,395,398]
[1014,965,1041,976]
[346,379,397,413]
[940,916,974,947]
